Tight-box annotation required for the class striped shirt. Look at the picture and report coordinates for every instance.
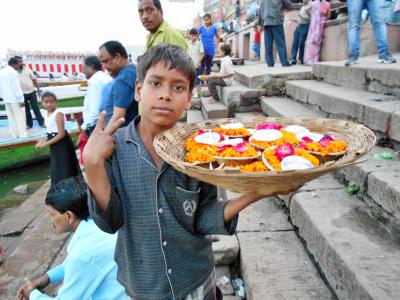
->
[88,116,238,300]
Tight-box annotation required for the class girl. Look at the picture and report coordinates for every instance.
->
[36,91,81,185]
[303,0,331,65]
[198,14,219,79]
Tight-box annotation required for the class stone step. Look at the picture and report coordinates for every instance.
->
[290,187,400,300]
[201,96,229,119]
[234,63,313,89]
[285,80,400,145]
[224,191,333,299]
[217,81,264,117]
[260,96,322,118]
[186,110,204,124]
[313,53,400,97]
[260,94,400,245]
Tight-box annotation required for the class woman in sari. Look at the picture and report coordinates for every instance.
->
[303,0,331,65]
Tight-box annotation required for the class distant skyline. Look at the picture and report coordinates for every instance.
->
[0,0,203,57]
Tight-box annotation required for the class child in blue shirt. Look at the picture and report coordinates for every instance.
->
[198,13,219,78]
[84,44,297,299]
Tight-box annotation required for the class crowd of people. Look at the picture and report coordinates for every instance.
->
[0,0,397,299]
[258,0,398,67]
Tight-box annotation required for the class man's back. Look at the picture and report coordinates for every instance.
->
[0,66,22,103]
[59,219,125,299]
[145,21,188,52]
[105,64,137,127]
[260,0,284,26]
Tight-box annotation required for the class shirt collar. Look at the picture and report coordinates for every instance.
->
[67,219,93,252]
[123,116,169,172]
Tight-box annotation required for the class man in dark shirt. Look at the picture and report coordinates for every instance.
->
[98,41,137,127]
[259,0,292,67]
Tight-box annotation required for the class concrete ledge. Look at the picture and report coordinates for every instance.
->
[186,110,204,124]
[212,234,239,265]
[238,231,332,300]
[285,80,400,143]
[201,97,229,119]
[260,96,322,118]
[313,53,400,97]
[224,191,292,233]
[290,189,400,300]
[234,63,313,89]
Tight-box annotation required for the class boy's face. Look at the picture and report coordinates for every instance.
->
[135,62,192,129]
[189,33,198,43]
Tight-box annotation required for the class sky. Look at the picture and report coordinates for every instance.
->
[0,0,203,57]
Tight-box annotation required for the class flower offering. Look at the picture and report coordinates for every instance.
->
[213,122,251,137]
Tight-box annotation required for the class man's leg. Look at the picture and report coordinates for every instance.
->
[15,104,28,138]
[298,23,310,64]
[23,94,33,128]
[29,92,45,126]
[347,0,364,59]
[366,0,395,61]
[5,103,18,138]
[290,26,301,62]
[273,25,290,66]
[264,26,275,67]
[207,78,226,101]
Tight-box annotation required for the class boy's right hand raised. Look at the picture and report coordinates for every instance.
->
[83,112,125,165]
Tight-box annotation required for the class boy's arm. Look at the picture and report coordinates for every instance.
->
[83,112,125,233]
[224,186,303,222]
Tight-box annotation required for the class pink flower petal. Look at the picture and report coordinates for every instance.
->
[297,143,307,149]
[301,136,313,143]
[233,142,247,153]
[217,145,231,152]
[320,135,334,147]
[198,130,205,135]
[256,123,283,130]
[275,143,295,161]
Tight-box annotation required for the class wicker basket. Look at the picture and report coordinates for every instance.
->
[153,117,376,194]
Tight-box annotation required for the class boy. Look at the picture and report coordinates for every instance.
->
[290,0,312,65]
[17,177,125,300]
[252,25,261,60]
[203,44,234,103]
[187,28,204,99]
[84,44,296,299]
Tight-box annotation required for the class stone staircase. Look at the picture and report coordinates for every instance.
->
[187,54,400,299]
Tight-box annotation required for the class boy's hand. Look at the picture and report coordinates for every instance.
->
[83,112,125,164]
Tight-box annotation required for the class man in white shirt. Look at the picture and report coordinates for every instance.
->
[82,56,111,135]
[15,56,45,129]
[0,58,27,138]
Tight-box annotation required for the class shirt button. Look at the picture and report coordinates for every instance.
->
[163,241,167,247]
[158,208,163,214]
[168,269,172,275]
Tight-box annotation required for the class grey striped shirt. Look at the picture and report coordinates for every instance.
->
[88,117,238,300]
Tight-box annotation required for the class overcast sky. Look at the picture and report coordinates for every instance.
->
[0,0,202,57]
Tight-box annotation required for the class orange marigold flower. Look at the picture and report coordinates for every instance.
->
[240,161,270,172]
[217,144,259,158]
[214,126,250,137]
[250,130,299,149]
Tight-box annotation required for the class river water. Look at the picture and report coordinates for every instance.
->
[0,160,50,218]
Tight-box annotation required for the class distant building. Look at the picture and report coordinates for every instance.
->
[6,50,92,79]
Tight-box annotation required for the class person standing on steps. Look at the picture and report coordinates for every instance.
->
[345,0,397,66]
[259,0,292,67]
